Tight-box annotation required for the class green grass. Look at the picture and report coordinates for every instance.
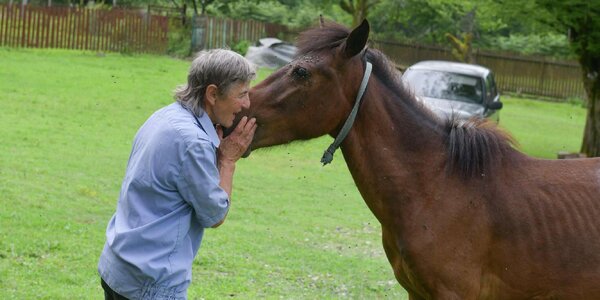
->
[0,48,586,299]
[498,96,586,158]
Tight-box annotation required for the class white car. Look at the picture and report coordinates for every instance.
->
[402,60,503,122]
[245,38,297,69]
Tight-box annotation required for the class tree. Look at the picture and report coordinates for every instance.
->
[198,0,214,15]
[537,0,600,157]
[445,7,476,63]
[368,0,477,44]
[338,0,378,27]
[446,32,473,63]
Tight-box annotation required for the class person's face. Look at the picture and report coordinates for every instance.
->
[208,81,251,128]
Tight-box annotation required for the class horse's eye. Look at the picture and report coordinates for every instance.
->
[292,67,310,80]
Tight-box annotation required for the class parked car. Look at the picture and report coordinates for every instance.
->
[245,38,297,69]
[402,60,503,122]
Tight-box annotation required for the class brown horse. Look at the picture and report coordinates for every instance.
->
[237,20,600,299]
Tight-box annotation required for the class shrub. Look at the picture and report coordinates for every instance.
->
[231,40,250,56]
[167,18,192,58]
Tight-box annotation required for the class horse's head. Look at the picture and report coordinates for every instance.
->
[235,20,371,155]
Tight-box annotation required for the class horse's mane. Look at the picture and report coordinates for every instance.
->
[296,22,351,56]
[296,22,516,179]
[444,118,516,178]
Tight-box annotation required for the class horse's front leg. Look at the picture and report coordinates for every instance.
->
[382,226,482,300]
[408,294,427,300]
[381,226,430,299]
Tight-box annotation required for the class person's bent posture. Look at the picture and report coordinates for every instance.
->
[98,49,256,300]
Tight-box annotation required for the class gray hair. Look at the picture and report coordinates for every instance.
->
[174,49,256,115]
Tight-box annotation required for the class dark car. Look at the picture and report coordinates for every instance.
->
[245,38,297,69]
[402,60,503,122]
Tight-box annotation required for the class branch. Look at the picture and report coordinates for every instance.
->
[190,0,198,15]
[169,0,180,9]
[339,0,355,14]
[366,0,380,10]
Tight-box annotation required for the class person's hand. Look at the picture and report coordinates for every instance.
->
[216,116,257,164]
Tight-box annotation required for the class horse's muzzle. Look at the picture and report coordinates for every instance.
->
[241,147,252,158]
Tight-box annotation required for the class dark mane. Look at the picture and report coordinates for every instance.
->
[298,21,516,179]
[368,45,517,179]
[296,22,351,56]
[445,118,516,178]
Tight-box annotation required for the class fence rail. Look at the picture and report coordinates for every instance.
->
[375,40,586,100]
[0,4,168,53]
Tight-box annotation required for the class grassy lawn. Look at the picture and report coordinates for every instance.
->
[0,48,586,299]
[498,96,586,158]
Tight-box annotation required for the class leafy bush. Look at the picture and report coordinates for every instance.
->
[167,19,192,58]
[487,33,574,59]
[231,40,251,56]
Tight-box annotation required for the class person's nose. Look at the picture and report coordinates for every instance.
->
[241,94,251,109]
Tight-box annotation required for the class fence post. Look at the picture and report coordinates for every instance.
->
[538,60,546,95]
[190,13,205,53]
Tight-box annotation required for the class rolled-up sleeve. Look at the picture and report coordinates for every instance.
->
[177,140,229,228]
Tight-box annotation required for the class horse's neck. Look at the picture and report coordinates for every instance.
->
[339,86,446,225]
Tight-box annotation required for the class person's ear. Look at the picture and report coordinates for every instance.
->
[205,84,218,107]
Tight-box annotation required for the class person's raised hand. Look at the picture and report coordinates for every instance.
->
[216,116,256,165]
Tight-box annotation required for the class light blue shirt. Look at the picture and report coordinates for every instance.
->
[98,102,229,299]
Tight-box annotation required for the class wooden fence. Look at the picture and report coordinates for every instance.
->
[375,39,586,100]
[200,15,292,50]
[0,4,168,53]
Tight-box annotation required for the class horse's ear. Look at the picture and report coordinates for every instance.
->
[343,19,370,58]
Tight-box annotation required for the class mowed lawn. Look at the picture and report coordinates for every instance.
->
[0,48,586,299]
[498,96,586,158]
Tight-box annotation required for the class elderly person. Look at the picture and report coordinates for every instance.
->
[98,49,256,299]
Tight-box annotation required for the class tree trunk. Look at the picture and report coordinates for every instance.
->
[355,0,367,27]
[580,54,600,157]
[340,0,373,27]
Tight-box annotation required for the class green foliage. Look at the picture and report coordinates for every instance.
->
[206,0,351,29]
[209,0,290,24]
[492,33,573,59]
[368,0,572,59]
[536,0,600,57]
[231,39,250,56]
[285,1,351,29]
[370,0,474,44]
[167,19,192,58]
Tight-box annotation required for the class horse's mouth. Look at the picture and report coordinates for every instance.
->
[241,147,252,158]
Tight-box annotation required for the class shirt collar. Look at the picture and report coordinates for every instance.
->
[196,110,221,148]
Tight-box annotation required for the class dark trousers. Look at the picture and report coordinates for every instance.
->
[101,278,129,300]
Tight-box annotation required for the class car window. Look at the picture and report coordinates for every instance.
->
[485,73,498,101]
[404,70,484,104]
